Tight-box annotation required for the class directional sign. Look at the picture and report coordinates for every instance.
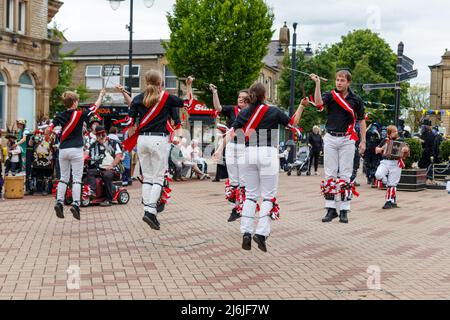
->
[399,69,418,82]
[402,55,414,66]
[362,83,401,92]
[399,56,414,73]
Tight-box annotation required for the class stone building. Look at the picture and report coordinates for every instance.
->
[429,49,450,134]
[0,0,63,130]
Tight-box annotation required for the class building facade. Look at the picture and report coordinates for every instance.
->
[429,50,450,134]
[0,0,62,131]
[61,39,284,106]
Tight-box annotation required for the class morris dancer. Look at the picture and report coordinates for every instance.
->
[375,125,410,209]
[311,70,366,224]
[214,83,305,252]
[122,70,187,231]
[47,90,105,220]
[210,84,250,222]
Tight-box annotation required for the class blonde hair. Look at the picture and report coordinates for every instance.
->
[387,125,397,136]
[61,91,79,108]
[336,70,352,82]
[143,70,162,108]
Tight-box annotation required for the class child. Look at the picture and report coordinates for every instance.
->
[0,130,4,200]
[4,134,23,176]
[374,125,410,209]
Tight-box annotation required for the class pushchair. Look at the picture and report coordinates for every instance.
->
[287,145,311,176]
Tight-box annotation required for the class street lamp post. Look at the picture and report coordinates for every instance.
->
[108,0,155,94]
[289,22,298,122]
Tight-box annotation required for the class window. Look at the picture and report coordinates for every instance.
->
[6,0,14,31]
[85,65,103,90]
[0,72,6,129]
[164,65,177,89]
[18,0,26,34]
[103,65,121,89]
[18,72,35,130]
[123,65,141,90]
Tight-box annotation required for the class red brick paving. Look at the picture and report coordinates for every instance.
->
[0,169,450,300]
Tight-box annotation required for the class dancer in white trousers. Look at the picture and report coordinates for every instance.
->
[122,70,186,231]
[375,125,410,209]
[311,70,366,224]
[210,84,250,222]
[214,83,305,252]
[48,90,105,220]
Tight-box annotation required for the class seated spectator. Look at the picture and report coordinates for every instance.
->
[4,134,22,176]
[108,126,121,143]
[178,138,210,180]
[87,126,123,206]
[187,139,208,173]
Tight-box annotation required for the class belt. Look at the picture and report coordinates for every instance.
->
[328,131,348,137]
[139,132,167,137]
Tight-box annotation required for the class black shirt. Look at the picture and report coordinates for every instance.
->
[52,109,90,149]
[307,133,323,153]
[221,105,241,128]
[232,104,291,147]
[129,92,184,134]
[322,89,365,133]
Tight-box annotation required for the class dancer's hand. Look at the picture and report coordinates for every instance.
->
[310,74,321,83]
[300,98,309,107]
[186,76,194,86]
[209,84,217,94]
[100,88,106,98]
[359,141,366,156]
[212,150,221,162]
[115,84,125,93]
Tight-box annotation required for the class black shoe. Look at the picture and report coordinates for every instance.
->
[143,212,160,230]
[253,234,267,252]
[54,202,64,219]
[339,210,349,223]
[242,233,252,251]
[322,208,338,223]
[228,208,241,222]
[100,200,112,207]
[382,201,394,210]
[70,205,80,220]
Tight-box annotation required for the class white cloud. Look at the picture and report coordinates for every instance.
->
[52,0,450,84]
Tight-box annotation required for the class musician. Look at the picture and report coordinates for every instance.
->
[47,90,105,220]
[375,125,410,209]
[211,84,250,222]
[311,70,366,224]
[123,70,186,231]
[87,126,123,206]
[213,83,305,252]
[29,129,55,195]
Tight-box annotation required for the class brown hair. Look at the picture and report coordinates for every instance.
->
[143,70,162,108]
[109,126,118,134]
[387,125,397,136]
[248,83,266,105]
[238,89,250,103]
[61,91,79,108]
[336,70,352,82]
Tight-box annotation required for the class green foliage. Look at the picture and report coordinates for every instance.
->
[406,84,430,132]
[404,138,423,169]
[439,140,450,162]
[164,0,274,104]
[277,29,410,128]
[49,24,89,116]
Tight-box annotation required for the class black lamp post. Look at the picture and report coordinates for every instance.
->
[289,22,298,122]
[108,0,155,94]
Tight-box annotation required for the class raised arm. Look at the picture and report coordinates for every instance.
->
[116,84,132,107]
[209,84,222,113]
[311,74,323,107]
[93,89,106,108]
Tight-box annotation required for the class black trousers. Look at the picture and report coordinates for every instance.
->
[25,148,33,191]
[351,148,361,180]
[87,169,115,201]
[309,151,321,172]
[31,168,53,193]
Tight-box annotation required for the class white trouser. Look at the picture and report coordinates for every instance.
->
[240,146,279,237]
[323,133,355,211]
[57,147,84,206]
[375,160,401,187]
[137,135,169,215]
[225,142,246,187]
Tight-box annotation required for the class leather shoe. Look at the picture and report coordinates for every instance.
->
[227,208,241,222]
[143,212,160,230]
[322,208,338,223]
[54,202,64,219]
[242,233,252,250]
[339,210,349,223]
[253,234,267,252]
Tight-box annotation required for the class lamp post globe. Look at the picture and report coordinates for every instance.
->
[109,0,124,10]
[144,0,155,8]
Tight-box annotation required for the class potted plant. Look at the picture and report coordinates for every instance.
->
[398,138,427,191]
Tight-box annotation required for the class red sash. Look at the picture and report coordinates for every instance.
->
[331,90,359,141]
[243,104,269,139]
[60,110,82,143]
[234,106,239,118]
[122,91,170,152]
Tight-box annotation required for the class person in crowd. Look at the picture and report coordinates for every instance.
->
[187,139,209,175]
[180,138,209,180]
[0,130,4,200]
[432,126,444,164]
[169,137,186,181]
[108,126,121,143]
[364,122,382,185]
[87,126,123,206]
[4,134,22,176]
[418,120,435,169]
[307,126,323,175]
[28,129,55,195]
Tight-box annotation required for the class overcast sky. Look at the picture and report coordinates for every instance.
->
[52,0,450,84]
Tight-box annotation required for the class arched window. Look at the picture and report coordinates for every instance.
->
[18,72,35,130]
[0,72,7,129]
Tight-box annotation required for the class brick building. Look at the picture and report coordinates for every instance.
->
[429,49,450,134]
[0,0,63,130]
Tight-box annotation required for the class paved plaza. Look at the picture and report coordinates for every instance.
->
[0,170,449,300]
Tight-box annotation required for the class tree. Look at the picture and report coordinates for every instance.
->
[49,24,88,115]
[164,0,274,104]
[406,84,430,132]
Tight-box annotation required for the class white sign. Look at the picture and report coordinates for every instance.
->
[8,59,24,65]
